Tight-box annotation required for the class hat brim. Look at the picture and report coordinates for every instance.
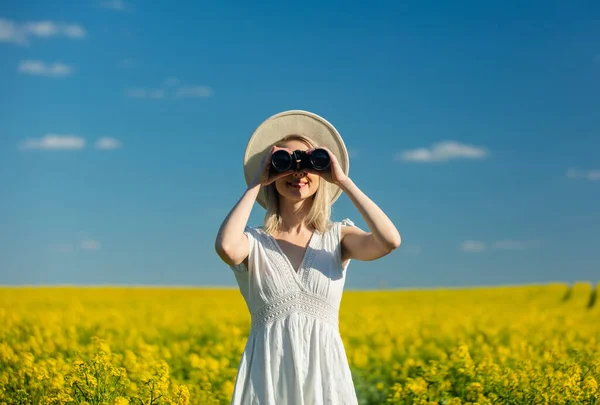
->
[243,110,349,209]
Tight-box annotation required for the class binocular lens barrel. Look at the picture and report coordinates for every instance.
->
[270,149,331,172]
[270,150,293,171]
[309,149,330,170]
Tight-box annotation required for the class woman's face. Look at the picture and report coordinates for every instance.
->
[273,139,320,204]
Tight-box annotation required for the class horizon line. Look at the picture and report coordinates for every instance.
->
[0,280,597,291]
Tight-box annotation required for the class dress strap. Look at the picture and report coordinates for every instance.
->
[340,218,356,227]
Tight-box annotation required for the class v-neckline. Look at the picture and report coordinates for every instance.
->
[265,229,318,277]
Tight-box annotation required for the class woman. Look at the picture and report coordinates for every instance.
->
[215,110,401,404]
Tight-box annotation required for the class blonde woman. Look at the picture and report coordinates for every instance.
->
[215,110,401,404]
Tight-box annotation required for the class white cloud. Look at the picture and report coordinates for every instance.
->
[100,0,134,12]
[22,21,84,38]
[126,79,214,99]
[0,18,24,43]
[81,239,101,250]
[95,137,122,150]
[396,141,489,163]
[117,58,136,68]
[124,88,147,98]
[19,134,85,150]
[18,60,73,78]
[567,168,600,181]
[149,89,165,99]
[175,85,213,98]
[0,18,86,45]
[460,240,486,253]
[62,24,86,39]
[163,76,180,87]
[567,168,579,179]
[24,21,59,37]
[19,135,123,151]
[48,239,101,253]
[461,239,541,253]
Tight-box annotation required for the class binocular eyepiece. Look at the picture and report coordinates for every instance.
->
[270,148,331,172]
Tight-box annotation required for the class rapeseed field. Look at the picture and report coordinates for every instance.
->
[1,282,598,404]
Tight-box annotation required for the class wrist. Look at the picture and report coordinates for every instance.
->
[246,182,262,193]
[336,176,353,190]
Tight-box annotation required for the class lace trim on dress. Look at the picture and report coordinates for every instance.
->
[259,227,322,291]
[250,290,339,331]
[300,230,322,287]
[258,228,299,290]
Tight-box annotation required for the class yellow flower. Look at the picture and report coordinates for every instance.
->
[2,283,599,404]
[582,376,598,395]
[405,377,427,396]
[222,380,235,399]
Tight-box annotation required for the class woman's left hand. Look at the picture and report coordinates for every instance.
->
[303,147,348,186]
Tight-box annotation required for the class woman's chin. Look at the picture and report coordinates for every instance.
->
[275,181,317,204]
[279,190,315,204]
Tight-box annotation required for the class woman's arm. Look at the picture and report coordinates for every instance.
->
[215,145,294,267]
[338,177,401,262]
[214,184,260,267]
[304,147,401,262]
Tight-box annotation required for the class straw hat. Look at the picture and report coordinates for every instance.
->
[243,110,350,209]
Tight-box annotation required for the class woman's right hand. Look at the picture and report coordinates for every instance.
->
[249,146,294,187]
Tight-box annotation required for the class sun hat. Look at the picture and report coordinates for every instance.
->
[243,110,350,209]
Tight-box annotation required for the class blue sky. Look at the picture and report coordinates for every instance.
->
[1,1,599,289]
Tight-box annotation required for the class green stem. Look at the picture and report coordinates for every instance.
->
[73,382,89,402]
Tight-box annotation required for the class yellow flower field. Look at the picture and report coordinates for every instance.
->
[1,282,599,404]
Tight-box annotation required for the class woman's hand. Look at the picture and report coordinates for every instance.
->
[303,146,349,186]
[249,146,294,188]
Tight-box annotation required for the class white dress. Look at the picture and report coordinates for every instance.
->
[228,218,359,405]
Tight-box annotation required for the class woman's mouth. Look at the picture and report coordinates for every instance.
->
[287,182,307,189]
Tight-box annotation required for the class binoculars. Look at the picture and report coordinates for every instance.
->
[270,148,331,172]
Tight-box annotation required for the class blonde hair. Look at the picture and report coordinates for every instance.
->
[263,134,332,235]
